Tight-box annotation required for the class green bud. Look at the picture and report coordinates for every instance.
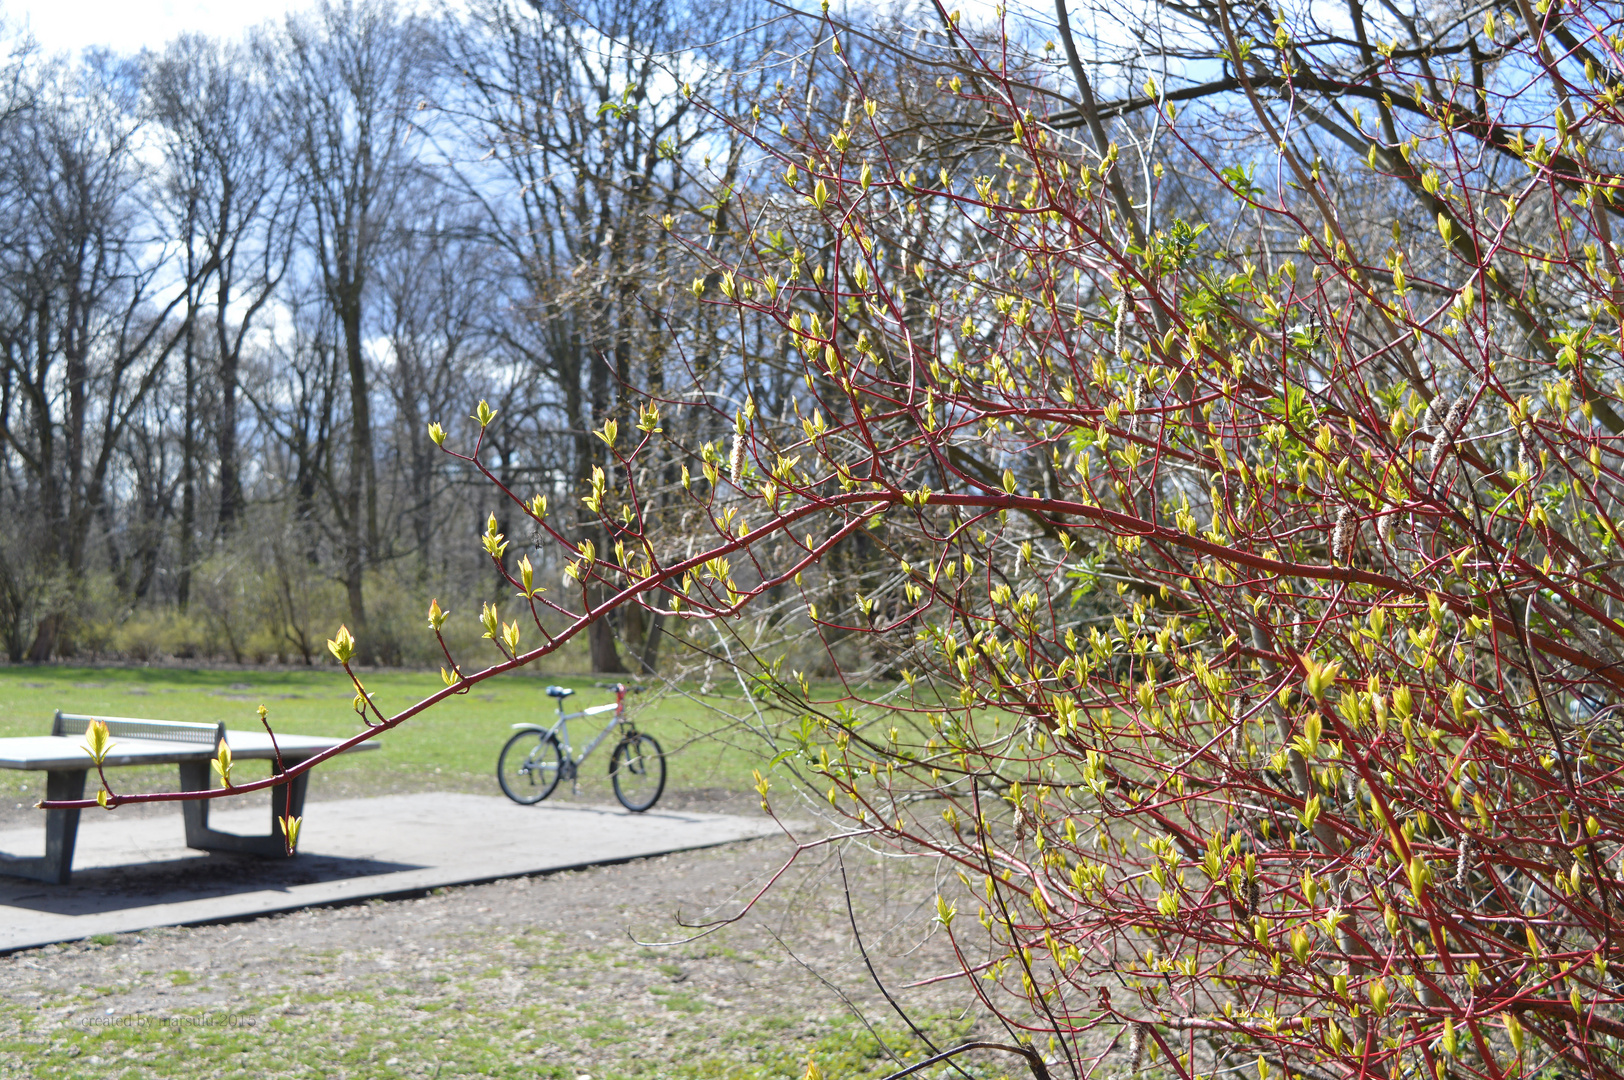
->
[327,625,356,664]
[81,719,114,765]
[1503,1012,1523,1054]
[211,740,234,788]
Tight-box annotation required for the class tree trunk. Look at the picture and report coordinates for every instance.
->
[565,331,623,674]
[589,614,627,672]
[343,541,369,666]
[340,287,376,664]
[26,614,59,663]
[216,333,242,537]
[342,289,379,560]
[638,610,665,674]
[177,325,197,612]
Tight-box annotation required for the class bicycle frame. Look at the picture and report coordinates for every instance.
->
[509,685,631,779]
[497,682,664,810]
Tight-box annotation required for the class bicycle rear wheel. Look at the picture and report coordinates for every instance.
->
[609,733,665,812]
[498,729,563,805]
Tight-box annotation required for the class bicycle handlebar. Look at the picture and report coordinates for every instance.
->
[594,682,646,693]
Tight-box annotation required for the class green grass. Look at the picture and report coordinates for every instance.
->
[0,987,980,1080]
[0,920,989,1079]
[0,666,785,806]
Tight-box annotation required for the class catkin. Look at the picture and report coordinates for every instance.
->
[1431,395,1472,468]
[1446,395,1472,436]
[1423,396,1448,435]
[1230,695,1251,762]
[1127,373,1150,435]
[1455,836,1473,887]
[1114,290,1131,358]
[1128,1023,1146,1075]
[1246,876,1261,921]
[1331,505,1355,562]
[1517,423,1536,476]
[1376,506,1395,546]
[729,434,745,486]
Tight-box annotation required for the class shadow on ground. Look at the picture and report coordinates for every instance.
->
[0,851,423,915]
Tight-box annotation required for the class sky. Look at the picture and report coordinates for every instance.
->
[10,0,1031,60]
[7,0,305,55]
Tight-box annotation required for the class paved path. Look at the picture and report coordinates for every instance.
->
[0,793,780,952]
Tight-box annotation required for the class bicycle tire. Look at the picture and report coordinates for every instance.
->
[498,729,563,805]
[609,733,666,812]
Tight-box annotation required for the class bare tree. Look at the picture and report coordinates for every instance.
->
[375,190,495,586]
[264,0,431,662]
[436,0,777,670]
[144,32,297,566]
[0,52,196,658]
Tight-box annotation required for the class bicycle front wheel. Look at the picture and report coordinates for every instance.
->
[498,729,563,805]
[609,733,666,812]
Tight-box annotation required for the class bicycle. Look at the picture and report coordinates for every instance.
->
[497,682,666,812]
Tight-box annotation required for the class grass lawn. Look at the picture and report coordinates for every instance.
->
[0,666,789,810]
[0,964,975,1080]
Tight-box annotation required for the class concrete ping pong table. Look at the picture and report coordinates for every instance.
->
[0,712,378,884]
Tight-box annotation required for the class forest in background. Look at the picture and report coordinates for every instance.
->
[0,0,784,669]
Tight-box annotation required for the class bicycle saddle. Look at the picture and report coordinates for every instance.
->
[545,685,575,699]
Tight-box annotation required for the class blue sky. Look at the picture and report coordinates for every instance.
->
[11,0,1035,60]
[8,0,305,54]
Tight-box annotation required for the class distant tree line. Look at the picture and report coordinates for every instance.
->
[0,0,777,668]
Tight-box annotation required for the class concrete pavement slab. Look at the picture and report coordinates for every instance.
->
[0,793,780,952]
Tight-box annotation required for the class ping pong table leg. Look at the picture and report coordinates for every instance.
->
[0,766,85,883]
[40,770,86,884]
[0,770,87,884]
[179,761,309,857]
[270,771,311,850]
[178,760,213,848]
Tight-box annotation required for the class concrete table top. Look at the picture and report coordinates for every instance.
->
[0,731,377,771]
[0,792,781,952]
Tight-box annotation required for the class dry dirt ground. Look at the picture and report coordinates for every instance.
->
[0,835,1035,1080]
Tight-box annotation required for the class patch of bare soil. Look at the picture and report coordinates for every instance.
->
[0,837,1028,1078]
